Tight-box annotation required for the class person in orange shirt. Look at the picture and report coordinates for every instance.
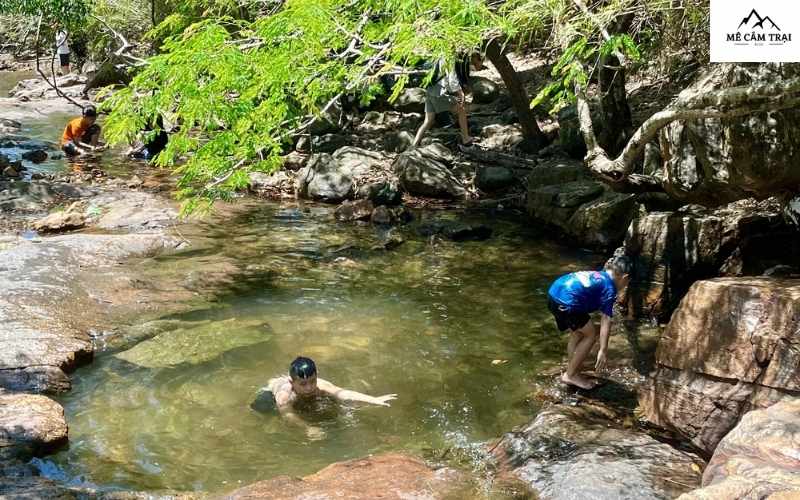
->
[62,106,103,156]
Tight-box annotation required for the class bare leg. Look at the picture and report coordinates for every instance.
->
[567,329,579,360]
[452,100,472,144]
[412,112,436,147]
[561,321,598,389]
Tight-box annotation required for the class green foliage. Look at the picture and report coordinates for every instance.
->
[101,0,497,212]
[0,0,92,26]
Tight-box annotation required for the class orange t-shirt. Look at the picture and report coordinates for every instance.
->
[61,117,90,145]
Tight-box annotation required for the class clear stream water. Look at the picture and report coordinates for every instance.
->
[6,106,602,495]
[45,205,601,494]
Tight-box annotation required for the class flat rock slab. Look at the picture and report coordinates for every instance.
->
[493,402,703,500]
[223,453,474,500]
[0,391,67,460]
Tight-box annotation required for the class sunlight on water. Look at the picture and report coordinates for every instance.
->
[48,202,600,493]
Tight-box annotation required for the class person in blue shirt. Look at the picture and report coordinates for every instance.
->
[547,255,632,389]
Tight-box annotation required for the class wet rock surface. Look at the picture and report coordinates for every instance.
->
[492,402,703,500]
[222,453,477,500]
[640,278,800,455]
[679,399,800,500]
[393,144,464,199]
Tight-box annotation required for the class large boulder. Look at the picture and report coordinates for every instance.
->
[639,278,800,455]
[33,210,86,233]
[393,144,464,199]
[475,166,515,192]
[527,159,638,250]
[0,391,68,461]
[658,64,800,205]
[223,453,484,499]
[392,87,426,113]
[492,402,702,500]
[678,399,800,500]
[623,200,800,321]
[295,147,389,203]
[470,76,499,104]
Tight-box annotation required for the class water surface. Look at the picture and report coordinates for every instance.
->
[47,203,600,494]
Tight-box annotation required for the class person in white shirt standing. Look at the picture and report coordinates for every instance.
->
[55,30,70,75]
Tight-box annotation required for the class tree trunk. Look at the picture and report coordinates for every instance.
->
[596,13,634,156]
[485,39,548,152]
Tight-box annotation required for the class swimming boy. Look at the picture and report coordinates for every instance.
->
[546,255,632,390]
[61,106,103,156]
[263,357,397,439]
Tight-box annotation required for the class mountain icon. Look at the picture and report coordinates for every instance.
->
[737,9,781,31]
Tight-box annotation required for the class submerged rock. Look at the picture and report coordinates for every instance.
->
[416,221,492,241]
[334,199,374,222]
[492,402,702,500]
[21,149,48,163]
[639,278,800,455]
[476,166,514,192]
[223,453,476,500]
[679,399,800,500]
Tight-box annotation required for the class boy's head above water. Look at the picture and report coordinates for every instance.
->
[289,356,318,396]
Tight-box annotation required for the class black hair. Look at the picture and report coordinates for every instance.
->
[83,105,97,118]
[605,254,632,276]
[289,357,317,379]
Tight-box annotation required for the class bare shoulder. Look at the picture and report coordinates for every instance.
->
[269,376,295,407]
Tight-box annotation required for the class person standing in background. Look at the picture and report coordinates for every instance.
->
[55,29,70,75]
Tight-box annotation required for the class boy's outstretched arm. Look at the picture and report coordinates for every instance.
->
[596,314,612,372]
[317,379,397,407]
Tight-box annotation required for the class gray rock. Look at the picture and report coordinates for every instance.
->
[296,148,388,203]
[296,154,353,203]
[393,87,426,113]
[311,133,349,153]
[659,64,800,205]
[21,149,48,163]
[249,171,292,196]
[357,181,402,206]
[393,146,463,199]
[470,76,499,104]
[370,205,413,226]
[493,403,702,500]
[476,166,514,192]
[383,131,414,153]
[281,151,308,171]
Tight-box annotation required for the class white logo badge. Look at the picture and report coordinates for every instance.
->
[711,0,800,62]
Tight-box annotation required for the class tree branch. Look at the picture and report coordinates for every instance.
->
[33,16,84,108]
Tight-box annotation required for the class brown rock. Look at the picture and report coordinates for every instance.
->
[640,278,800,454]
[624,201,800,321]
[0,391,68,461]
[222,453,472,500]
[2,166,20,178]
[33,211,86,233]
[678,400,800,500]
[334,199,374,222]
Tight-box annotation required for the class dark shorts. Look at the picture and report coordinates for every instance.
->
[59,53,70,66]
[62,124,101,156]
[548,297,590,332]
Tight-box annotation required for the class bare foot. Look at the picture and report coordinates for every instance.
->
[561,373,597,390]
